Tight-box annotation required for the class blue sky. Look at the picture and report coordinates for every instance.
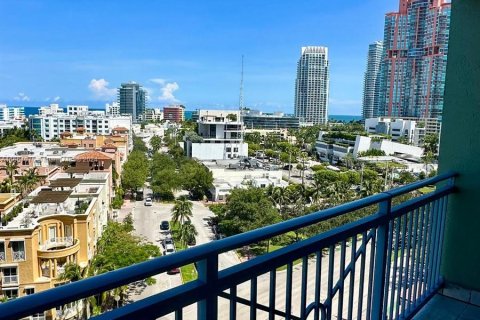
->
[0,0,398,115]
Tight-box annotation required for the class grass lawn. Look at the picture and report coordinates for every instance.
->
[171,222,198,283]
[419,186,436,194]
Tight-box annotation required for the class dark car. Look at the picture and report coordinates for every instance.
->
[160,221,170,231]
[167,267,180,275]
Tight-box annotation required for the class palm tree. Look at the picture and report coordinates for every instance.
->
[4,160,18,182]
[57,262,84,282]
[309,178,323,205]
[24,168,40,192]
[0,178,15,193]
[171,196,193,225]
[181,221,198,246]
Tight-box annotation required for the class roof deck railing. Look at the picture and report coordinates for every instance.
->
[0,172,457,320]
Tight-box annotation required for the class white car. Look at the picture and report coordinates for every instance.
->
[164,243,175,255]
[144,198,153,206]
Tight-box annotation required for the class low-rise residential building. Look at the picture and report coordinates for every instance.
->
[204,160,285,201]
[163,105,185,123]
[353,135,424,159]
[142,108,163,122]
[242,110,300,129]
[0,171,109,318]
[185,110,248,160]
[0,105,25,121]
[105,102,120,117]
[0,121,26,137]
[60,132,130,165]
[365,117,441,146]
[315,131,355,164]
[29,105,132,141]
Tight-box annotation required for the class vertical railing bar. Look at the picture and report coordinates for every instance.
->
[326,245,335,319]
[402,209,414,316]
[419,202,431,301]
[268,271,276,320]
[197,254,219,320]
[423,201,434,297]
[357,231,367,320]
[370,197,391,320]
[406,207,420,315]
[395,214,408,319]
[230,286,237,320]
[347,236,357,320]
[286,262,293,320]
[250,277,257,320]
[382,220,394,320]
[175,309,183,320]
[388,215,401,320]
[434,197,445,287]
[366,230,377,320]
[300,256,308,320]
[429,199,440,292]
[435,195,448,286]
[338,240,347,320]
[314,250,322,320]
[413,204,426,307]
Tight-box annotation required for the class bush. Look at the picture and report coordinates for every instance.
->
[1,203,23,225]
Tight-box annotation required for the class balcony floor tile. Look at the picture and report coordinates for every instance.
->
[414,294,480,320]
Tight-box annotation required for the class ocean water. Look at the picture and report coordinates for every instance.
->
[329,114,362,122]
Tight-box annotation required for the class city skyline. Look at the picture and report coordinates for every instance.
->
[1,1,398,115]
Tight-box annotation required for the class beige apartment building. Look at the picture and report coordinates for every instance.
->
[0,170,110,319]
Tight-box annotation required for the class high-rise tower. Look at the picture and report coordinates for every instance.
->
[294,46,330,125]
[362,41,384,120]
[376,0,451,119]
[118,82,146,121]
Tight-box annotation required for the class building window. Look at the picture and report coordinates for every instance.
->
[226,147,231,152]
[2,288,18,300]
[2,267,18,286]
[0,242,4,262]
[25,288,35,295]
[234,147,239,152]
[11,240,25,261]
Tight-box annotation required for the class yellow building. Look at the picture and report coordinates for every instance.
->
[0,174,109,319]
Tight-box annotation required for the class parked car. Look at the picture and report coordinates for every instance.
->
[144,197,153,206]
[167,267,180,275]
[160,221,170,231]
[163,237,174,248]
[164,243,175,255]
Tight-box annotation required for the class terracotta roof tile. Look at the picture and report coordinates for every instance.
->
[75,151,112,161]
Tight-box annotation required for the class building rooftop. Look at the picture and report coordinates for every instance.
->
[30,190,72,204]
[75,150,112,161]
[48,178,83,188]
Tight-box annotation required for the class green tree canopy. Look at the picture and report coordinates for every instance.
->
[150,135,162,152]
[218,187,280,237]
[179,160,213,199]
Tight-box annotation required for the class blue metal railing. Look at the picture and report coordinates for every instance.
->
[0,172,456,320]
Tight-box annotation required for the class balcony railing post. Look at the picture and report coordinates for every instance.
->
[371,197,391,320]
[197,253,218,320]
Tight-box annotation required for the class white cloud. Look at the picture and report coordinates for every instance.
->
[53,96,61,102]
[13,92,30,102]
[88,78,116,100]
[148,78,180,103]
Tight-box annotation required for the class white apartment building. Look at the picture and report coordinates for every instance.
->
[142,108,163,122]
[38,104,64,116]
[67,105,89,116]
[105,102,120,116]
[29,106,132,141]
[353,135,424,159]
[0,105,25,121]
[185,110,248,160]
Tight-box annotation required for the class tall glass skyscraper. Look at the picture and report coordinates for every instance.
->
[362,41,384,120]
[294,46,330,125]
[118,82,146,121]
[376,0,451,119]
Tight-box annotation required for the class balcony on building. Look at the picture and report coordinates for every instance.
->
[1,1,479,320]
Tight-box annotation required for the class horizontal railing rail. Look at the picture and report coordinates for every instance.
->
[0,172,457,320]
[39,236,74,251]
